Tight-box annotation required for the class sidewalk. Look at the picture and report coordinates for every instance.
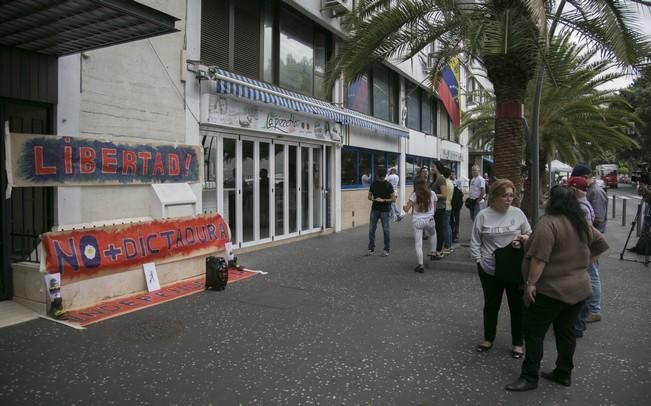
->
[0,187,649,405]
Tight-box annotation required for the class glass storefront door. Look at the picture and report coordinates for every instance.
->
[212,134,327,248]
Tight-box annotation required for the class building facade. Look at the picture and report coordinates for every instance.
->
[3,0,469,310]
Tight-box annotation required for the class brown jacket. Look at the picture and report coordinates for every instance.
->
[523,215,609,304]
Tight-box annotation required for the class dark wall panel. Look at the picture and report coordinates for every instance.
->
[0,46,58,104]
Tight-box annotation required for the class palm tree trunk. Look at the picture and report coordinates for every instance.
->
[492,99,525,206]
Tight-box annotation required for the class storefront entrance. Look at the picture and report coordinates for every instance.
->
[0,100,55,299]
[205,133,328,248]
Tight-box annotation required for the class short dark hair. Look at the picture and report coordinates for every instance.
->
[640,172,650,185]
[376,168,386,178]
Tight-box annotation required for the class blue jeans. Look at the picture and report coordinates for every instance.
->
[587,261,601,314]
[368,209,391,252]
[389,202,401,220]
[443,210,452,248]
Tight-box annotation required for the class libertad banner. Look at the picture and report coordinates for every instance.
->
[4,127,203,191]
[41,213,230,282]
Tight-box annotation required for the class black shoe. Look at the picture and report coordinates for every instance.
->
[541,371,571,387]
[505,377,537,392]
[414,264,424,273]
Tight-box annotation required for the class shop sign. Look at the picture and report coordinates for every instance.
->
[440,148,461,161]
[207,95,342,143]
[41,213,230,282]
[4,128,202,191]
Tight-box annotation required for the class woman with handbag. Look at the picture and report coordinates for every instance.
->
[505,186,609,391]
[403,177,438,273]
[470,179,531,358]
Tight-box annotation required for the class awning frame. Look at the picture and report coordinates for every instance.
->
[207,67,409,139]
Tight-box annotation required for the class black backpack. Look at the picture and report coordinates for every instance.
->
[452,186,463,210]
[206,256,229,290]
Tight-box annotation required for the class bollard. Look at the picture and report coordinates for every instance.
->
[622,198,627,227]
[612,194,616,219]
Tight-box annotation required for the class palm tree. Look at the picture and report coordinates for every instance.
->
[464,31,639,169]
[325,0,650,200]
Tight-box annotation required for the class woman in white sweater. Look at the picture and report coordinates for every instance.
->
[471,178,531,358]
[403,177,438,273]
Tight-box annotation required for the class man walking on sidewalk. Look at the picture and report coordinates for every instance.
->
[367,168,395,257]
[572,164,605,323]
[467,165,486,221]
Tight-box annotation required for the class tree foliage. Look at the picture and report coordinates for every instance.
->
[324,0,651,200]
[621,66,651,165]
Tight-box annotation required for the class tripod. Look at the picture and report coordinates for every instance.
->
[620,200,650,266]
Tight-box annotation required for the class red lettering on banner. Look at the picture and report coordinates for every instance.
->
[138,151,152,175]
[122,150,137,175]
[80,147,96,173]
[168,153,180,176]
[101,148,118,174]
[152,152,165,176]
[34,146,56,175]
[41,214,230,281]
[64,144,73,175]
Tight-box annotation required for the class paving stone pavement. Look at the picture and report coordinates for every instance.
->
[1,185,649,405]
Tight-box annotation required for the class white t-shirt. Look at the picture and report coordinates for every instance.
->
[386,173,399,190]
[470,206,532,274]
[469,175,486,199]
[409,191,437,220]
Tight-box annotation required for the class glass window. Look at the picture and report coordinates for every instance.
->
[359,151,371,185]
[406,156,416,184]
[372,65,391,122]
[263,2,274,83]
[406,83,420,131]
[421,95,431,135]
[441,109,450,140]
[341,149,356,186]
[347,74,371,115]
[387,153,399,175]
[375,153,386,175]
[279,9,314,96]
[314,32,328,100]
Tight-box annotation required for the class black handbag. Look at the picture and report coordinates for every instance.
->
[493,244,524,284]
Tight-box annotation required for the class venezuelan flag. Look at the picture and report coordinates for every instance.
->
[436,57,461,129]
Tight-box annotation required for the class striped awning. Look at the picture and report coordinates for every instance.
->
[211,68,408,139]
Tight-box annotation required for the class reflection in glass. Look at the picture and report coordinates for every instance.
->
[373,66,390,121]
[288,146,297,233]
[359,151,371,185]
[341,149,356,186]
[242,141,254,242]
[407,84,420,131]
[274,144,285,236]
[223,138,237,244]
[313,147,322,229]
[301,147,310,231]
[347,74,371,115]
[259,143,270,239]
[279,9,313,96]
[263,2,274,83]
[421,96,432,134]
[375,153,386,175]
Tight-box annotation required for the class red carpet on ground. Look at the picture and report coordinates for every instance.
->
[61,267,259,327]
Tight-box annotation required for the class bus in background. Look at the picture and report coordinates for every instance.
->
[596,164,618,189]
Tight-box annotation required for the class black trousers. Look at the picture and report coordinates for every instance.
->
[434,208,446,251]
[477,266,524,345]
[520,293,584,383]
[451,208,461,239]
